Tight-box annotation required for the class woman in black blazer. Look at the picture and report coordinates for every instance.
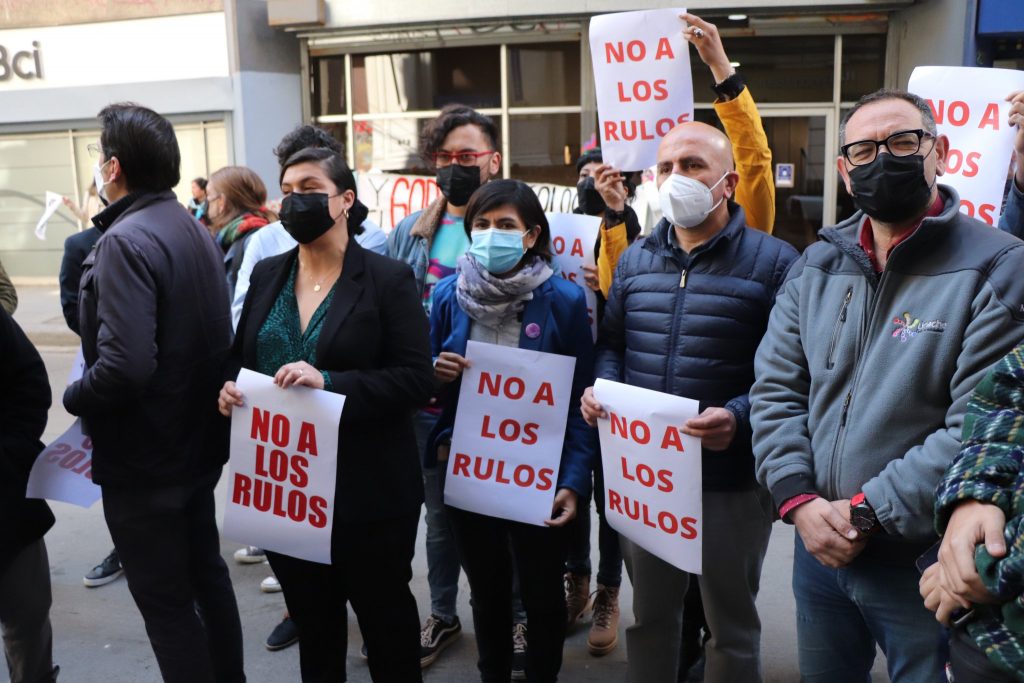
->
[218,147,434,683]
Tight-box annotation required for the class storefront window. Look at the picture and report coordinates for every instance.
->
[509,113,580,186]
[841,34,886,102]
[694,36,835,104]
[313,56,346,117]
[508,42,580,107]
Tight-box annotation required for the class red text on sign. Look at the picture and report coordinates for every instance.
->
[451,452,554,491]
[607,487,698,539]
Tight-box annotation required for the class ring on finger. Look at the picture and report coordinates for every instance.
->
[693,27,704,38]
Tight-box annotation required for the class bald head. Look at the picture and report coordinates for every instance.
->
[657,122,735,181]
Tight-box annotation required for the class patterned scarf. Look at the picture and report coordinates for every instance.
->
[455,254,553,328]
[217,211,270,248]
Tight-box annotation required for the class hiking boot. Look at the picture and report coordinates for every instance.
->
[265,616,299,651]
[83,549,123,587]
[564,572,591,627]
[419,614,461,668]
[233,546,266,564]
[511,622,527,680]
[587,584,620,656]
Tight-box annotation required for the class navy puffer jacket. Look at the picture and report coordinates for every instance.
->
[596,204,798,490]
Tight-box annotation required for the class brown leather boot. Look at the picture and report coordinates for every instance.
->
[564,572,591,627]
[587,584,620,656]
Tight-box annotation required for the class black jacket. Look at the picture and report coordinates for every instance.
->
[229,242,435,524]
[59,227,100,335]
[1,308,53,574]
[597,204,799,491]
[63,191,233,487]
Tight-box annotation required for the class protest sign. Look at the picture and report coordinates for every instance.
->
[34,191,63,240]
[445,340,576,526]
[548,213,600,341]
[355,172,580,232]
[26,419,101,508]
[589,8,693,170]
[594,378,702,573]
[908,66,1024,226]
[224,369,345,564]
[68,346,86,385]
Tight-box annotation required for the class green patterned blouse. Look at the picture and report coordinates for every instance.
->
[256,260,335,390]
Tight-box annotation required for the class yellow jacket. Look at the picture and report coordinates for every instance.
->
[597,87,775,297]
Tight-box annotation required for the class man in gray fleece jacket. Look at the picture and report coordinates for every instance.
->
[751,89,1024,682]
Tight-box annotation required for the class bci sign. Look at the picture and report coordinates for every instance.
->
[0,41,43,81]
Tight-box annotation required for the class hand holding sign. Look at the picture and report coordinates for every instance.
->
[592,164,628,212]
[681,13,732,85]
[1009,90,1024,189]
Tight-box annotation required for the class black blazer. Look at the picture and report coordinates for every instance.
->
[229,241,434,524]
[0,308,53,574]
[59,227,100,335]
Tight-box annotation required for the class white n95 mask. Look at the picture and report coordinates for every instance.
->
[658,172,728,229]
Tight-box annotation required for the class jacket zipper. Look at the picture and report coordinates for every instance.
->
[825,287,853,370]
[664,261,689,394]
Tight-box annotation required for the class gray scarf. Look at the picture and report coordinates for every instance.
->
[455,254,553,328]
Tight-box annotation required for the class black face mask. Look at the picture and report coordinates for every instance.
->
[849,152,934,223]
[280,192,336,244]
[436,164,482,207]
[576,177,607,216]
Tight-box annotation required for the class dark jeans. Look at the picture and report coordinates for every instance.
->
[0,539,55,683]
[950,626,1016,683]
[448,506,567,683]
[102,469,244,683]
[267,512,422,683]
[565,460,623,588]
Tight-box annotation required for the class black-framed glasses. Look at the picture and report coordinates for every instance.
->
[431,150,495,168]
[841,129,935,166]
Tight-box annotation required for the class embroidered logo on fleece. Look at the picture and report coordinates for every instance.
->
[892,312,947,343]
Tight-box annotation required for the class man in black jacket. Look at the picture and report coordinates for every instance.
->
[0,308,58,683]
[63,103,244,683]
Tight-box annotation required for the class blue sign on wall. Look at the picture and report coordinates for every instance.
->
[978,0,1024,36]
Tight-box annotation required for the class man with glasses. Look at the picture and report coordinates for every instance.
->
[388,104,506,671]
[751,88,1024,681]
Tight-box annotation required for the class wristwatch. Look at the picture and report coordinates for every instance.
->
[850,492,881,535]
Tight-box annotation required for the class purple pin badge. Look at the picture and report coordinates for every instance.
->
[525,322,541,339]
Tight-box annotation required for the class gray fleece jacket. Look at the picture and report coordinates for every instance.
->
[751,185,1024,543]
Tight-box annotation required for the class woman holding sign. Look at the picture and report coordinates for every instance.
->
[428,179,597,682]
[219,147,435,683]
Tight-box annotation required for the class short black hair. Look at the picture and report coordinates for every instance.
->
[274,126,342,168]
[192,177,207,190]
[463,179,552,263]
[840,88,937,145]
[421,104,499,162]
[280,147,361,235]
[98,103,180,192]
[576,149,603,173]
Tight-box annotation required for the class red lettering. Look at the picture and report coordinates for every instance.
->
[58,450,86,471]
[269,449,289,483]
[657,469,674,493]
[631,420,651,445]
[979,102,1000,130]
[617,81,632,103]
[44,443,71,463]
[604,120,619,141]
[513,464,535,487]
[308,496,328,528]
[608,487,623,514]
[932,99,970,127]
[232,473,252,506]
[676,113,691,124]
[452,452,471,477]
[963,151,981,178]
[522,422,538,445]
[653,79,668,100]
[537,468,554,491]
[658,511,679,534]
[473,457,495,480]
[253,478,272,512]
[680,516,699,539]
[552,235,566,254]
[297,422,318,455]
[621,456,635,483]
[272,482,288,518]
[251,408,270,441]
[390,177,410,228]
[481,414,497,439]
[255,444,270,478]
[498,419,520,442]
[605,42,624,63]
[979,203,996,226]
[641,501,657,528]
[655,37,675,60]
[610,412,627,438]
[656,118,676,136]
[477,373,525,399]
[495,460,511,484]
[287,489,307,522]
[660,426,685,451]
[570,238,584,257]
[532,382,554,406]
[290,455,309,488]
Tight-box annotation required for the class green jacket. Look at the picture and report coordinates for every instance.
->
[0,259,17,315]
[936,344,1024,680]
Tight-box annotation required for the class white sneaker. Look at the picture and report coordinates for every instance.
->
[261,576,282,593]
[233,546,267,564]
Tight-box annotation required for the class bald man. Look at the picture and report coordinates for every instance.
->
[581,121,798,682]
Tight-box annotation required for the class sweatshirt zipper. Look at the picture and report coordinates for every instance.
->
[825,287,853,370]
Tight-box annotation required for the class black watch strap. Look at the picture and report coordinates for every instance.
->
[603,207,627,227]
[711,71,746,102]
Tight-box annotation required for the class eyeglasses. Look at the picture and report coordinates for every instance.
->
[87,143,102,159]
[431,150,495,168]
[841,129,935,166]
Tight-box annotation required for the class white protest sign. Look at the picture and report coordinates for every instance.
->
[68,346,86,385]
[908,66,1024,226]
[225,369,345,564]
[445,340,576,526]
[589,8,693,170]
[26,419,101,508]
[355,172,579,232]
[34,191,63,240]
[594,378,702,573]
[548,213,601,341]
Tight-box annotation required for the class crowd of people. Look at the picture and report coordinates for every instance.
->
[3,12,1024,683]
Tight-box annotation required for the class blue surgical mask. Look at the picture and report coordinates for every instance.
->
[468,228,526,274]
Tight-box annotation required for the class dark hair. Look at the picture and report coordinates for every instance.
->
[463,179,552,263]
[98,103,180,192]
[192,177,207,191]
[840,88,937,145]
[421,104,499,161]
[274,126,342,167]
[576,148,603,173]
[280,147,361,235]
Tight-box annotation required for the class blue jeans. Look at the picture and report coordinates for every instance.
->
[565,457,623,587]
[793,534,944,683]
